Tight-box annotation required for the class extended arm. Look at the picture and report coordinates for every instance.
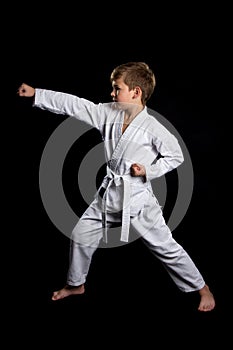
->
[17,83,103,130]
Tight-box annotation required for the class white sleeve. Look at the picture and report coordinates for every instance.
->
[34,88,104,130]
[145,130,184,181]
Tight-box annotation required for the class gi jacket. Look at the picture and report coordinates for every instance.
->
[34,89,184,242]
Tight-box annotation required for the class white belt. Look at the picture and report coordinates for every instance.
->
[102,166,131,243]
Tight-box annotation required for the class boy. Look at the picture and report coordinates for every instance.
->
[17,62,215,311]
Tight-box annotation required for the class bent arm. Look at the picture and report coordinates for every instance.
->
[145,132,184,181]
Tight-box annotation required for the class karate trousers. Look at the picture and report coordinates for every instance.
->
[67,191,205,293]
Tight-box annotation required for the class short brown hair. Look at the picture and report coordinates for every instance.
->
[110,62,156,106]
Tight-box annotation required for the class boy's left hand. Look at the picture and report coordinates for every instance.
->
[130,163,146,177]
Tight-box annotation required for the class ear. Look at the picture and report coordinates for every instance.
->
[133,86,142,99]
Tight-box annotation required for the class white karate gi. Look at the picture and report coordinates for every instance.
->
[35,89,205,292]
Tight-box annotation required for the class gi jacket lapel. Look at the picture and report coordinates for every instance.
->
[109,107,147,172]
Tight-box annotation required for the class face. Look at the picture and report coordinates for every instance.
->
[111,78,135,103]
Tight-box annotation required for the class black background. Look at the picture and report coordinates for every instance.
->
[8,4,230,347]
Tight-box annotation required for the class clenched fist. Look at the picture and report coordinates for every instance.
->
[130,163,146,177]
[17,83,35,97]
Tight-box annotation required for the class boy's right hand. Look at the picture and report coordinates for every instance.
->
[17,83,35,97]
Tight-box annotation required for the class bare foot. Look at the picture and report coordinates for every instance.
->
[52,284,85,301]
[198,284,215,312]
